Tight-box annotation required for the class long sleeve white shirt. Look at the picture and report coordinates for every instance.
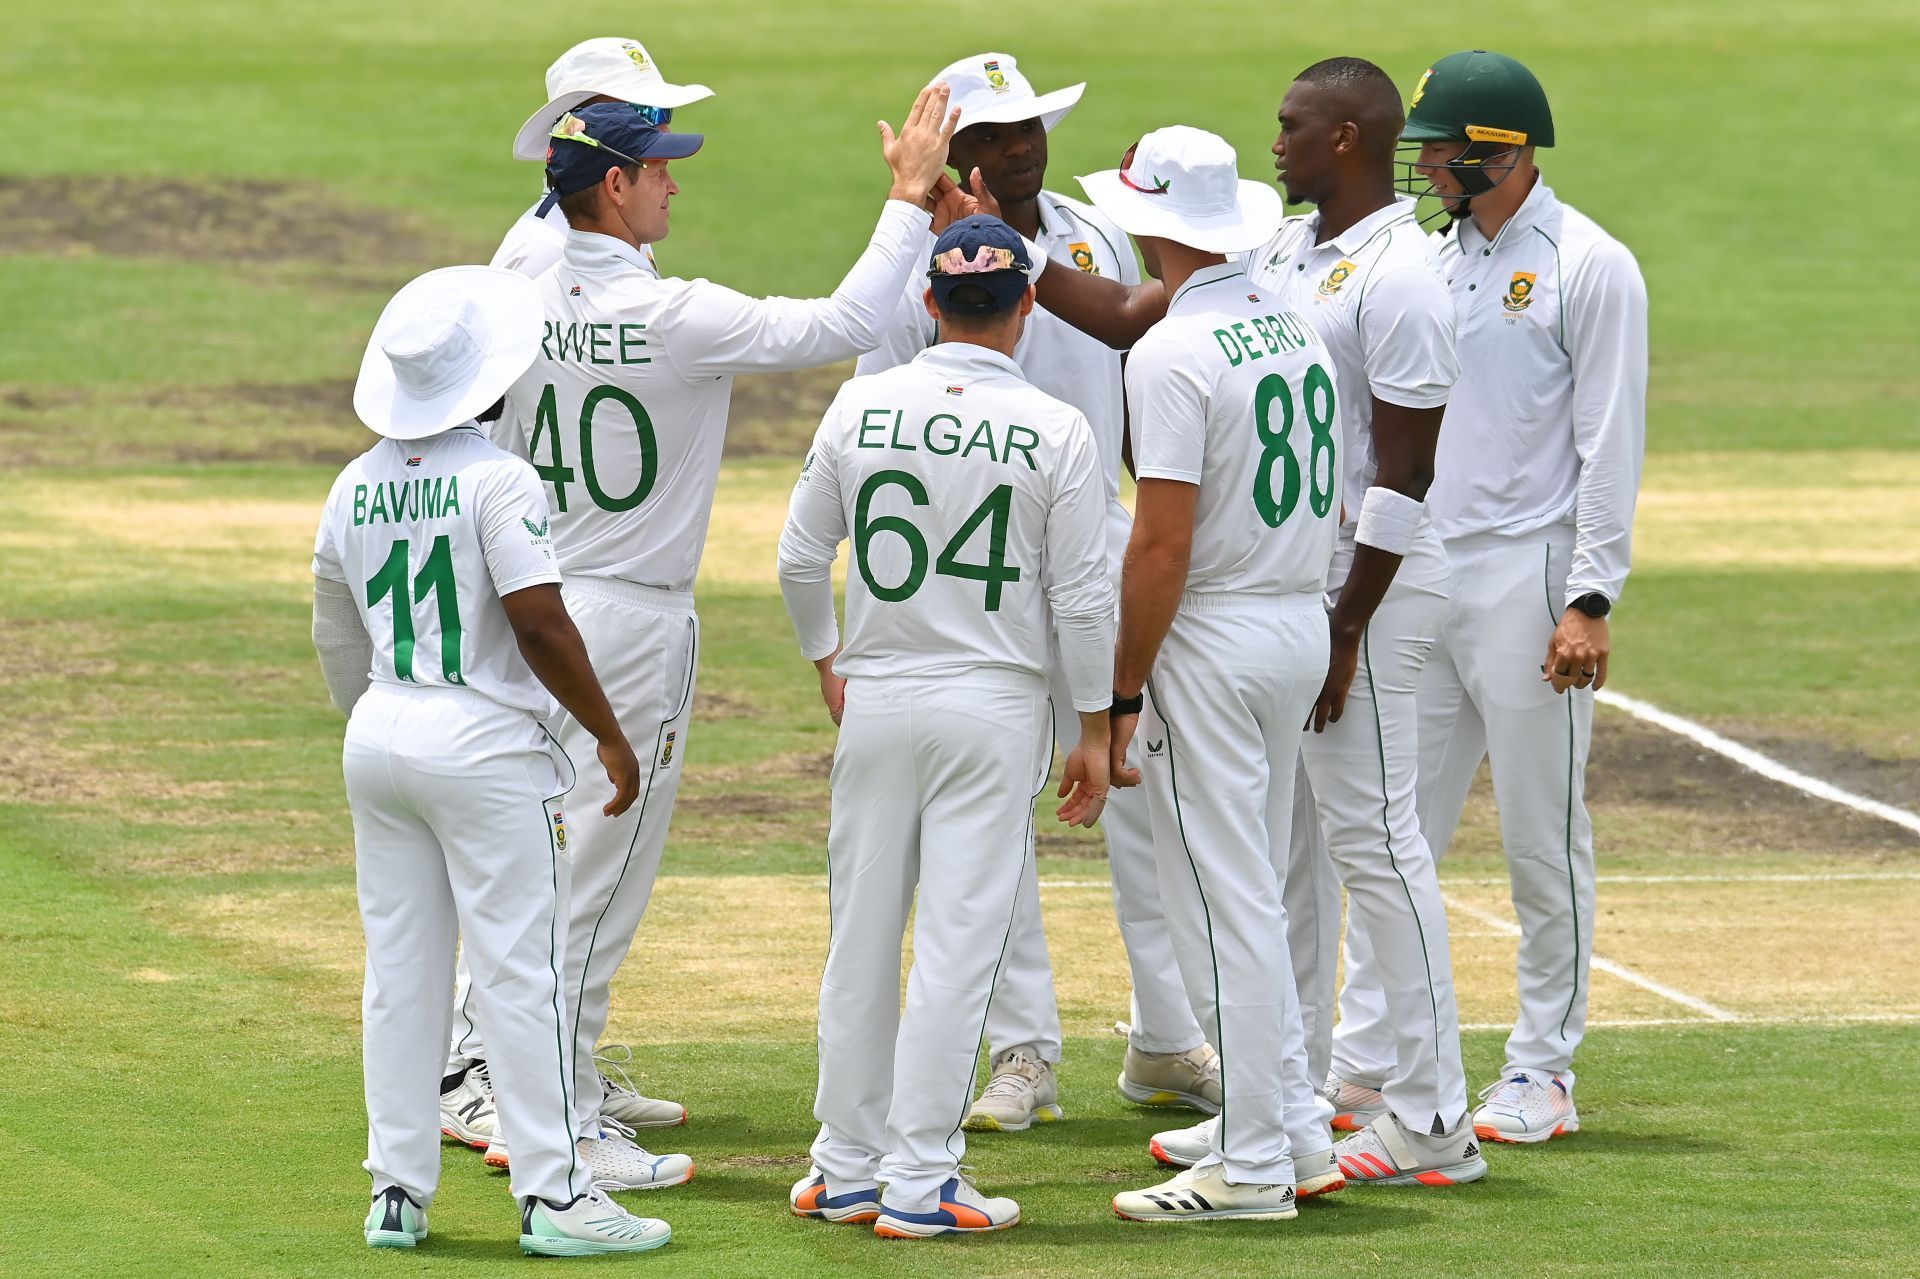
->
[494,199,931,592]
[1426,180,1648,606]
[777,342,1115,711]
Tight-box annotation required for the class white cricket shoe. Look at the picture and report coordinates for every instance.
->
[1291,1146,1347,1198]
[1148,1119,1342,1197]
[595,1044,689,1129]
[439,1059,496,1149]
[1113,1164,1297,1222]
[1334,1112,1488,1186]
[963,1045,1062,1132]
[579,1119,695,1190]
[790,1166,882,1224]
[874,1174,1020,1237]
[1473,1070,1580,1144]
[519,1188,670,1256]
[1118,1042,1222,1113]
[363,1185,428,1248]
[1324,1072,1389,1133]
[483,1132,509,1169]
[1148,1116,1213,1168]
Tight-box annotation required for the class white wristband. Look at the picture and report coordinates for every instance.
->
[1020,234,1050,284]
[1354,485,1423,556]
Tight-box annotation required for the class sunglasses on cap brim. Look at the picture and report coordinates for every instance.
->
[548,111,672,169]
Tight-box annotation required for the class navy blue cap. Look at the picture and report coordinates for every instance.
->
[545,102,704,197]
[928,215,1033,316]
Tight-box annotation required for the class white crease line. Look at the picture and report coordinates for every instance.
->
[1464,1012,1920,1031]
[1039,871,1920,891]
[1441,893,1741,1023]
[1597,688,1920,838]
[1447,870,1920,886]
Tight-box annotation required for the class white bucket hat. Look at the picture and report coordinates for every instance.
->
[1079,126,1285,254]
[512,38,715,161]
[934,51,1084,133]
[353,267,543,440]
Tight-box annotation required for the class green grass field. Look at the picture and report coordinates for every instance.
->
[4,1,1919,1275]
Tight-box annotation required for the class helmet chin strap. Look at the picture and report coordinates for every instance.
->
[1397,142,1523,230]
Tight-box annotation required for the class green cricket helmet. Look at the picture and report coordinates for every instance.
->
[1397,50,1552,222]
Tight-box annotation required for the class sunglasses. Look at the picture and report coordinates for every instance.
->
[929,245,1025,277]
[549,111,668,169]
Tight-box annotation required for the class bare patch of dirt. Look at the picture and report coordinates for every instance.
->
[691,751,834,786]
[693,689,765,721]
[0,176,457,267]
[725,365,851,458]
[677,791,809,820]
[0,380,368,469]
[125,842,347,877]
[1587,713,1920,850]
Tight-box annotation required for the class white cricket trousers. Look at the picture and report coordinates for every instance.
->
[448,576,698,1130]
[985,666,1206,1063]
[1142,592,1329,1185]
[811,673,1051,1212]
[344,683,584,1208]
[1337,524,1596,1078]
[1291,538,1470,1132]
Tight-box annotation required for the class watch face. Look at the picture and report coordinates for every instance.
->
[1576,593,1611,618]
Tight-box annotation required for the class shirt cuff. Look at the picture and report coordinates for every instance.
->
[1133,464,1201,485]
[495,570,565,597]
[1368,384,1451,410]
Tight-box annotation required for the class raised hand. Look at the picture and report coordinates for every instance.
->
[880,82,960,205]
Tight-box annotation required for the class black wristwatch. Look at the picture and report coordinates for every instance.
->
[1569,592,1612,619]
[1110,690,1144,717]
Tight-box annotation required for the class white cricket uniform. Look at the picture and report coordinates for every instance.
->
[1128,264,1341,1185]
[1338,179,1647,1081]
[856,193,1204,1063]
[444,197,663,1075]
[1240,198,1469,1131]
[462,201,931,1134]
[490,191,660,282]
[777,342,1113,1212]
[313,425,585,1208]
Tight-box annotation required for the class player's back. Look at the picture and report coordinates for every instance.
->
[500,248,729,593]
[314,426,560,719]
[811,344,1106,687]
[1128,264,1344,598]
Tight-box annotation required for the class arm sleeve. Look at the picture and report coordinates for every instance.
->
[776,413,849,661]
[489,213,566,280]
[1127,334,1209,486]
[1045,417,1119,711]
[853,270,938,377]
[476,460,565,597]
[312,576,373,715]
[662,201,932,378]
[1563,238,1649,606]
[1356,261,1459,409]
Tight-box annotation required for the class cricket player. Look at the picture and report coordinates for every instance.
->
[1334,49,1647,1143]
[778,215,1114,1237]
[854,52,1219,1134]
[1074,127,1344,1222]
[974,61,1480,1188]
[479,89,959,1179]
[491,38,710,279]
[313,265,669,1255]
[444,34,707,1156]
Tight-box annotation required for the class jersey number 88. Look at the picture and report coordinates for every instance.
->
[1252,363,1336,528]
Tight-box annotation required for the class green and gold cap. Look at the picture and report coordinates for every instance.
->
[1402,50,1554,148]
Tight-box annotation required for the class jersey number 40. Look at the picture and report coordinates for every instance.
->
[853,471,1020,612]
[1252,363,1337,528]
[529,383,658,514]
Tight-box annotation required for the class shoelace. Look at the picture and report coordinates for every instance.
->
[1476,1072,1540,1104]
[979,1054,1043,1101]
[468,1059,494,1093]
[593,1043,642,1099]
